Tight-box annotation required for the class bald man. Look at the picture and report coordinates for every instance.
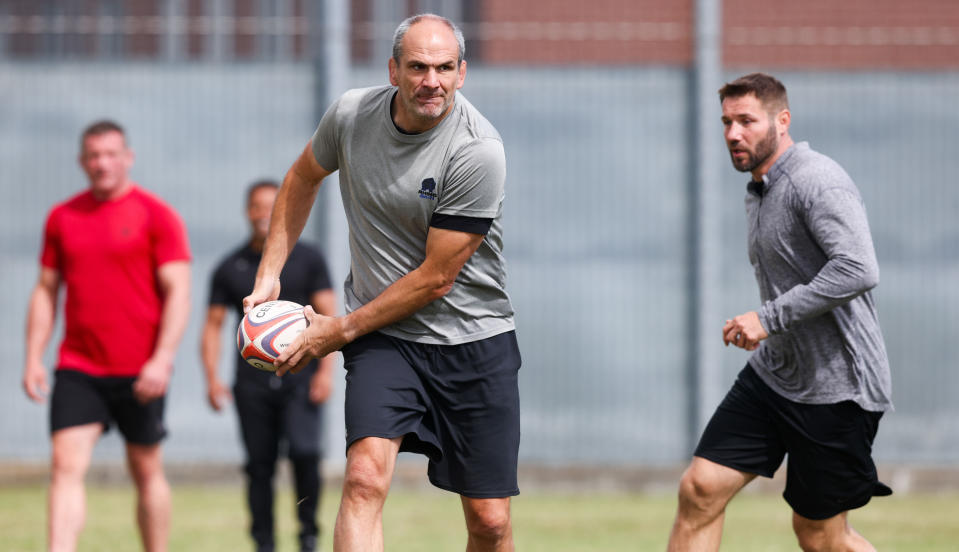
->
[243,14,520,552]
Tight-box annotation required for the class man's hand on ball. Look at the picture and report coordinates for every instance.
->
[275,306,345,376]
[242,277,281,314]
[722,311,768,351]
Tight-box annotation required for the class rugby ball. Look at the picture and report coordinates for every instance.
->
[237,300,308,371]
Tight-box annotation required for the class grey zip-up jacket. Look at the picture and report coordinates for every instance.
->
[746,142,893,412]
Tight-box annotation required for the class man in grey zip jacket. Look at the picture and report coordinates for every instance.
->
[668,73,892,552]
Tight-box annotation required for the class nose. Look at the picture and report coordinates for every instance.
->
[422,68,440,88]
[89,154,107,170]
[724,123,741,144]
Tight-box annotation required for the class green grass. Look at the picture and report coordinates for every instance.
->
[2,484,959,551]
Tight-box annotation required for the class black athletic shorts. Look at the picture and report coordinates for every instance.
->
[695,364,892,520]
[342,330,521,498]
[50,368,167,445]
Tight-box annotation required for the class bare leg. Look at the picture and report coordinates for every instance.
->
[332,437,402,552]
[126,442,171,552]
[793,511,877,552]
[667,456,756,552]
[48,423,101,552]
[462,497,513,552]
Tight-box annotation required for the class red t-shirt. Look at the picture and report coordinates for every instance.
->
[41,185,191,377]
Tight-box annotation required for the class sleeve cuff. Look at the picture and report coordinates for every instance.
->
[429,213,493,235]
[758,303,778,335]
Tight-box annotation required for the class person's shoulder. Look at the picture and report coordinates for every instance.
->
[43,190,95,230]
[129,185,183,214]
[340,85,391,101]
[785,143,859,201]
[50,189,95,213]
[337,85,392,116]
[452,92,502,143]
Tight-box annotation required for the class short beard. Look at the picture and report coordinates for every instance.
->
[732,122,778,173]
[407,93,453,123]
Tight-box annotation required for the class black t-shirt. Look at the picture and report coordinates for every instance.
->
[209,241,333,376]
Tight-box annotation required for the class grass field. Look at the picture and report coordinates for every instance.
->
[3,484,959,551]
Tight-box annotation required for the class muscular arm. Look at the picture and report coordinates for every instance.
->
[759,187,879,335]
[726,186,879,351]
[200,304,232,410]
[243,142,332,312]
[23,266,60,402]
[276,227,486,374]
[133,260,191,403]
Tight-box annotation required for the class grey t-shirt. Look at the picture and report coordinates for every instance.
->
[746,142,893,412]
[311,86,514,345]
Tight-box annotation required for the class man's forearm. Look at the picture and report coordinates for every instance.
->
[338,228,484,345]
[152,263,191,367]
[25,284,57,365]
[200,325,222,383]
[759,254,878,335]
[339,264,453,345]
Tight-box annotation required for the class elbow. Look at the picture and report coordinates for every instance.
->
[859,265,879,292]
[835,256,878,293]
[425,274,457,302]
[430,280,456,301]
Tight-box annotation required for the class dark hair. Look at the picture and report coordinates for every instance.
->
[246,179,279,206]
[80,120,126,148]
[718,73,789,115]
[392,13,465,64]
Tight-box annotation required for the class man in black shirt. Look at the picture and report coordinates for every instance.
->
[201,180,337,552]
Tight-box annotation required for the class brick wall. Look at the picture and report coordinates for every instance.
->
[475,0,959,69]
[723,0,959,69]
[478,0,693,64]
[3,0,959,68]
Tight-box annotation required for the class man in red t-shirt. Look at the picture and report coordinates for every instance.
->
[22,120,191,552]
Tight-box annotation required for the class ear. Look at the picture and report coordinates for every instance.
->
[456,60,467,90]
[777,109,791,134]
[388,57,398,86]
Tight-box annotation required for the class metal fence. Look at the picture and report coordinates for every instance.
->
[2,2,958,468]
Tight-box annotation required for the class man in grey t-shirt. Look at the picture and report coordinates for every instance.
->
[243,14,520,551]
[668,73,892,552]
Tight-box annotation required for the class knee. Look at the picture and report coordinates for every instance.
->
[342,456,391,504]
[244,458,277,480]
[51,447,90,483]
[51,452,84,481]
[794,526,826,552]
[289,453,319,473]
[126,446,165,488]
[792,517,831,552]
[676,466,727,518]
[465,502,511,543]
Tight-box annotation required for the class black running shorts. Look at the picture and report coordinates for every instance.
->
[50,368,167,445]
[342,330,522,498]
[695,364,892,520]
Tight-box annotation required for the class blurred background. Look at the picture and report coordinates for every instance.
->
[2,0,957,490]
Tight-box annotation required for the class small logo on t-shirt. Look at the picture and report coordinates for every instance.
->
[418,178,437,200]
